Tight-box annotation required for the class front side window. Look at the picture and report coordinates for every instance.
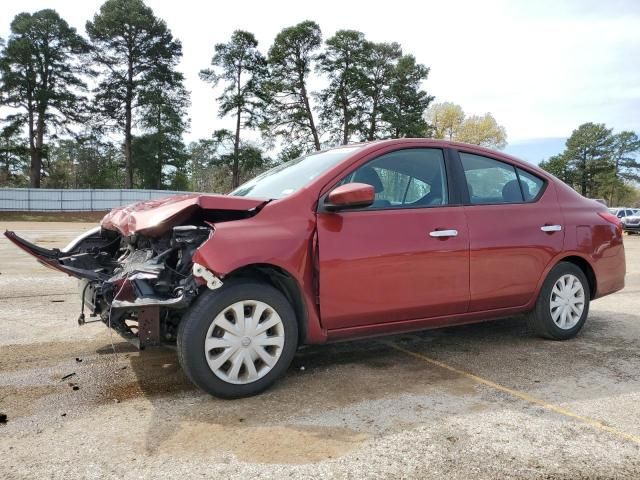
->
[461,153,543,204]
[340,148,448,209]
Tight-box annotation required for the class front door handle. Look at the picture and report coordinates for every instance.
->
[429,229,458,238]
[540,225,562,232]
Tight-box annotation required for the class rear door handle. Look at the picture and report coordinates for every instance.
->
[429,229,458,238]
[540,225,562,232]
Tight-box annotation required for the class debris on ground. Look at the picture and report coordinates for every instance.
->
[68,382,79,391]
[300,366,306,371]
[75,358,82,363]
[0,413,7,424]
[61,372,76,381]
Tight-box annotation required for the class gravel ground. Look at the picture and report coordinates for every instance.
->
[1,221,639,479]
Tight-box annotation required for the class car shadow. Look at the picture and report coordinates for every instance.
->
[105,311,640,462]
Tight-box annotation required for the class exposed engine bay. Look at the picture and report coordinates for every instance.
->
[4,194,269,348]
[6,225,211,347]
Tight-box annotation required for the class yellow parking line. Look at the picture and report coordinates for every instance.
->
[388,343,640,445]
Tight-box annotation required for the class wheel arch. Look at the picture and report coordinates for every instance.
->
[225,263,308,344]
[554,255,597,299]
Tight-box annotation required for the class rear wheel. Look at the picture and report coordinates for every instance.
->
[527,262,590,340]
[177,280,298,398]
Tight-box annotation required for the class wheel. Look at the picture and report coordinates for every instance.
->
[527,262,590,340]
[177,279,298,398]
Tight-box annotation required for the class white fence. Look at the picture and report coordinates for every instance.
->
[0,188,193,212]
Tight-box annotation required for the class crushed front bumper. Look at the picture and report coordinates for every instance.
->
[4,229,202,350]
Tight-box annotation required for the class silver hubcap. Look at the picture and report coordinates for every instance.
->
[550,274,585,330]
[204,300,285,384]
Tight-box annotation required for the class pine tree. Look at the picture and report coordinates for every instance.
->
[0,9,90,187]
[317,30,368,145]
[86,0,183,188]
[263,21,322,151]
[200,30,267,188]
[382,55,433,139]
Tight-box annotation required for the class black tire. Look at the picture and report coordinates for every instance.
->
[527,262,590,340]
[177,279,298,398]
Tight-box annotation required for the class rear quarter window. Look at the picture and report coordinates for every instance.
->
[516,168,544,201]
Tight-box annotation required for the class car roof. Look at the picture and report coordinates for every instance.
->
[332,138,547,177]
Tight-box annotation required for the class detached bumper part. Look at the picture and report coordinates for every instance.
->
[4,230,110,281]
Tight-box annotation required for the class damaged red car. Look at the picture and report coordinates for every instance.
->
[5,139,626,398]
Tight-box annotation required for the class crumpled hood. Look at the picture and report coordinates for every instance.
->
[101,193,268,236]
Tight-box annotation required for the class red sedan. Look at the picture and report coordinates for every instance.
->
[6,139,626,398]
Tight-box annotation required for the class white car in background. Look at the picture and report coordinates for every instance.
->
[609,207,638,219]
[619,209,640,234]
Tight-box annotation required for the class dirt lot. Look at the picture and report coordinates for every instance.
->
[1,221,639,479]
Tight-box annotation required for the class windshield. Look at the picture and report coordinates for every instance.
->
[229,146,362,199]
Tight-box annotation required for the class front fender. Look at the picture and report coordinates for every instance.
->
[191,209,327,344]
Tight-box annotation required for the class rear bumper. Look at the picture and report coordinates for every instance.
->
[594,244,626,299]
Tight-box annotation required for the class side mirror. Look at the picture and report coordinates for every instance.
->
[325,183,375,211]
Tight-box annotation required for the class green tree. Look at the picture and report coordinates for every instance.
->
[86,0,183,188]
[609,131,640,203]
[382,54,433,139]
[539,153,574,185]
[200,30,267,188]
[0,124,29,186]
[563,122,614,197]
[44,134,122,188]
[263,21,322,151]
[317,30,368,145]
[0,9,90,187]
[361,41,401,140]
[278,144,306,163]
[134,67,190,189]
[187,138,220,192]
[187,130,270,193]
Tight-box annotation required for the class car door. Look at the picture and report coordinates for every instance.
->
[316,147,470,330]
[457,150,564,311]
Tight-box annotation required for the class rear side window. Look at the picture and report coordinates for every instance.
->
[516,168,544,201]
[460,152,543,204]
[461,153,521,204]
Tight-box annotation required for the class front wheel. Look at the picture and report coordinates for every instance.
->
[177,280,298,398]
[527,262,591,340]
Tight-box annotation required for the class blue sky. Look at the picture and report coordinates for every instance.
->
[1,0,639,163]
[504,138,568,164]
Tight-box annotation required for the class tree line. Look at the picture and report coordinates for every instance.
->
[4,0,636,205]
[539,123,640,206]
[1,0,471,191]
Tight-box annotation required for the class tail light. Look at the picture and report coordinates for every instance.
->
[598,212,622,234]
